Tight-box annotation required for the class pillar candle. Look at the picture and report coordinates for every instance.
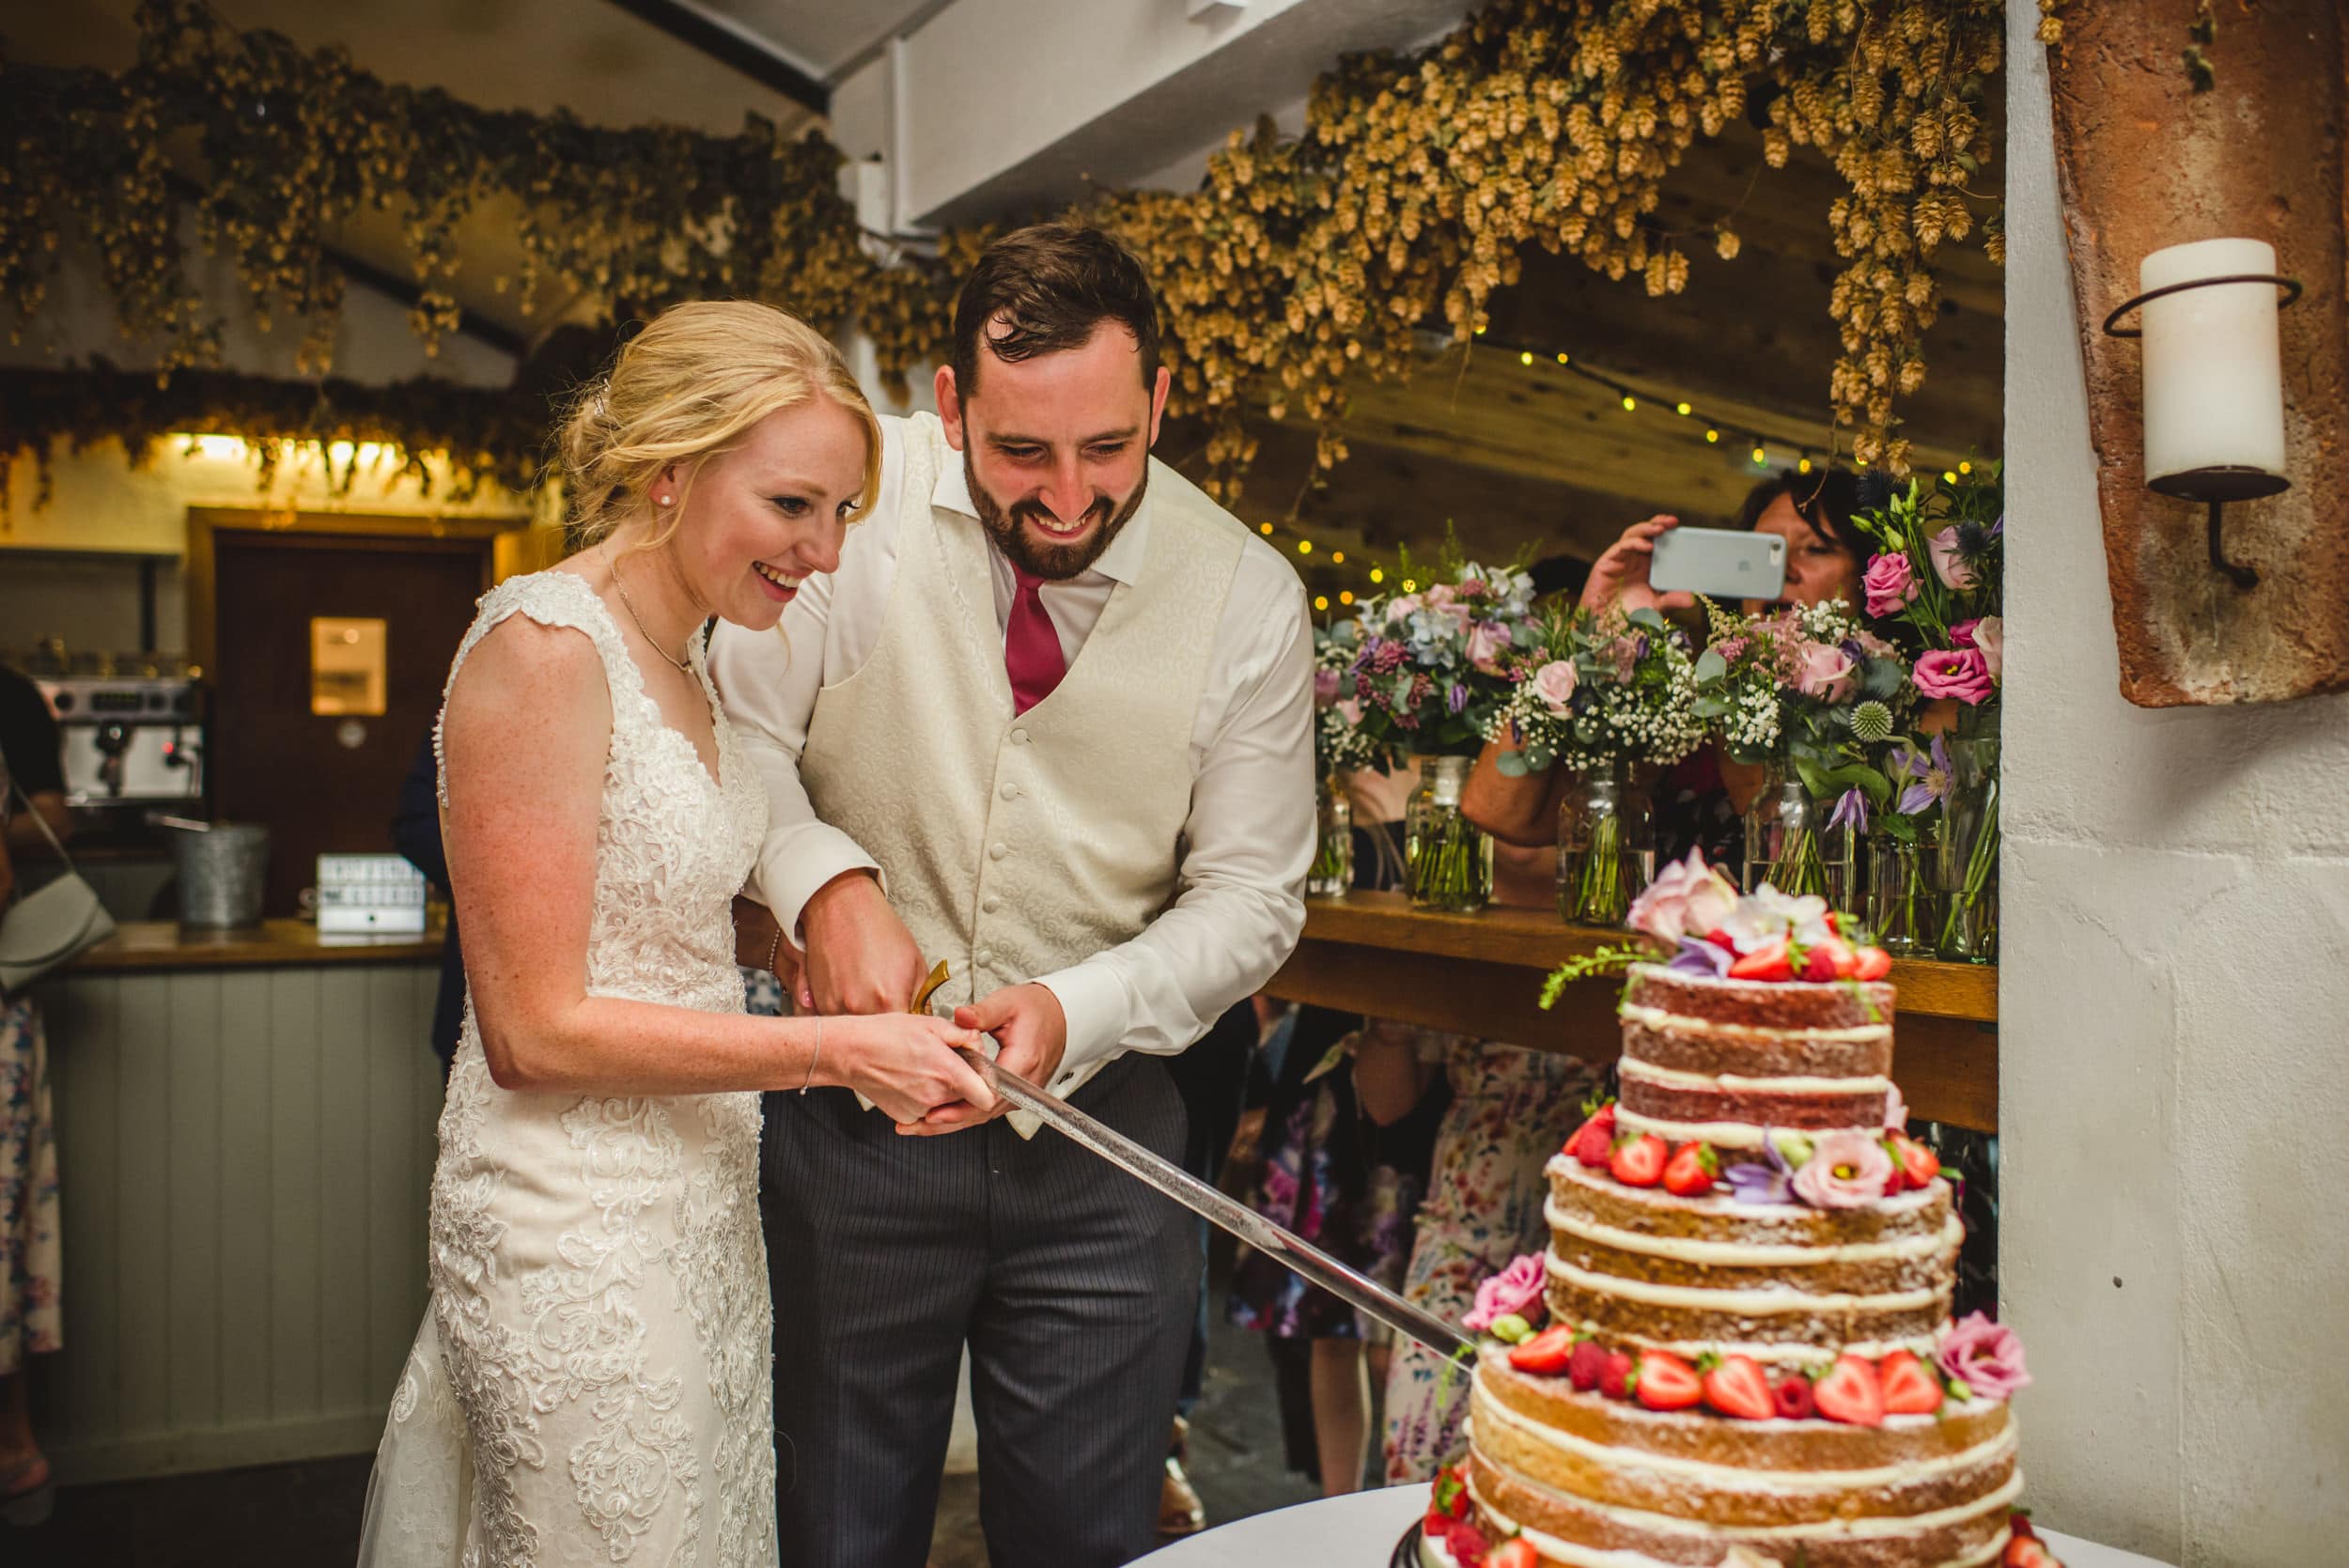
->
[2139,238,2288,489]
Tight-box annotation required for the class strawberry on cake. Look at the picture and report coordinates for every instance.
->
[1419,851,2050,1568]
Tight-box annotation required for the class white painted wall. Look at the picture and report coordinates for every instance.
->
[1999,11,2349,1566]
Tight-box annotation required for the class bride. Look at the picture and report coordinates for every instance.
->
[359,302,994,1567]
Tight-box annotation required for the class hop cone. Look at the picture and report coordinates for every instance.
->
[1848,700,1894,744]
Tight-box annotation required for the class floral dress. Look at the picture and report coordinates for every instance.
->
[1382,1037,1610,1483]
[0,990,61,1375]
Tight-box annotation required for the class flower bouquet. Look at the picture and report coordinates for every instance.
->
[1689,598,1914,902]
[1346,545,1537,910]
[1489,604,1704,924]
[1307,619,1392,897]
[1853,466,2003,961]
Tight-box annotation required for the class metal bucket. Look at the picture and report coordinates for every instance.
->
[171,823,271,928]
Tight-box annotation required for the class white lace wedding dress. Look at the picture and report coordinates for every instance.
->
[359,570,777,1568]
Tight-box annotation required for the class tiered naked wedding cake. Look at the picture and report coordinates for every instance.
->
[1420,853,2054,1568]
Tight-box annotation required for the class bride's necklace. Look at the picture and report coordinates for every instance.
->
[608,548,694,675]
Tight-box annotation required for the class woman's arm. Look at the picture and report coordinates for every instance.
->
[1462,738,1570,847]
[440,615,992,1123]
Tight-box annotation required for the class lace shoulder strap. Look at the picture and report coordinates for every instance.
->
[434,570,649,806]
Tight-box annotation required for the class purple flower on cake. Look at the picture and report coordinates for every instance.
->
[1463,1253,1548,1333]
[1913,647,1995,705]
[1725,1135,1797,1206]
[1531,660,1579,715]
[1791,1128,1894,1209]
[1937,1312,2031,1400]
[1863,552,1921,616]
[1627,848,1740,944]
[1665,936,1735,979]
[1927,525,1979,590]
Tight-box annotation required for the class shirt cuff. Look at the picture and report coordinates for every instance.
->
[1034,958,1131,1086]
[756,829,882,945]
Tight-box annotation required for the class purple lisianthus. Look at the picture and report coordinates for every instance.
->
[1725,1135,1797,1206]
[1447,682,1470,715]
[1665,936,1735,979]
[1828,787,1869,834]
[1938,1312,2031,1400]
[1463,1252,1548,1333]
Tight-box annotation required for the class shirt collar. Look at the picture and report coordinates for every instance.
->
[931,448,1153,588]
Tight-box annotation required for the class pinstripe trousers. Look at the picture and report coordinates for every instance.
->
[760,1053,1197,1568]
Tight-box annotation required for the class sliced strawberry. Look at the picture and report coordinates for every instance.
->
[1486,1543,1540,1568]
[2008,1513,2038,1541]
[1773,1372,1816,1419]
[1812,1354,1886,1427]
[1566,1337,1608,1391]
[1728,936,1793,981]
[1892,1133,1941,1190]
[1507,1324,1576,1375]
[1799,944,1840,983]
[2003,1538,2054,1568]
[1430,1467,1470,1521]
[1610,1132,1669,1188]
[1634,1351,1703,1410]
[1704,928,1736,951]
[1700,1354,1775,1420]
[1879,1349,1945,1415]
[1566,1103,1618,1167]
[1661,1141,1720,1197]
[1597,1350,1634,1400]
[1444,1519,1490,1564]
[1854,945,1892,981]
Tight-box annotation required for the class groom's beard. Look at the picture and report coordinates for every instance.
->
[966,447,1148,582]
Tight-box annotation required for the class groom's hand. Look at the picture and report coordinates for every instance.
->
[897,984,1068,1137]
[802,870,926,1017]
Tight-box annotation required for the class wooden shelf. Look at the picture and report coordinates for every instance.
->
[67,918,446,973]
[1264,893,1999,1133]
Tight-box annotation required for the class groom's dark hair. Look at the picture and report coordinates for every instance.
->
[951,224,1162,398]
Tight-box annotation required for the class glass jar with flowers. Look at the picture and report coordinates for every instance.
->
[1488,605,1703,926]
[1341,540,1539,912]
[1307,620,1387,899]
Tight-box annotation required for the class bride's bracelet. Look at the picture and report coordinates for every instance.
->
[801,1016,823,1095]
[765,927,783,976]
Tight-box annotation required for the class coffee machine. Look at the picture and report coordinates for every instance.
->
[36,675,208,811]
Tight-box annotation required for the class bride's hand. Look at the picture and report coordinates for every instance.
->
[826,1014,996,1126]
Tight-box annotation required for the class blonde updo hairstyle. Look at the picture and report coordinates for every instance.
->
[559,301,883,553]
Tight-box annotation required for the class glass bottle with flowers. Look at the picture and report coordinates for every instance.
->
[1343,538,1538,912]
[1690,598,1912,906]
[1308,619,1390,898]
[1852,465,2004,962]
[1489,603,1703,925]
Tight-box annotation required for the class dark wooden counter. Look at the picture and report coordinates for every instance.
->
[1262,893,1999,1132]
[69,918,446,973]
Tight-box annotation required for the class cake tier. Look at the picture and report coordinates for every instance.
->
[1617,967,1897,1148]
[1545,1157,1958,1360]
[1462,1353,2018,1567]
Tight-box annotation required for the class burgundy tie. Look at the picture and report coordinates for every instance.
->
[1004,565,1066,716]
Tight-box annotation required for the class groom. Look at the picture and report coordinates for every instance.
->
[711,224,1315,1567]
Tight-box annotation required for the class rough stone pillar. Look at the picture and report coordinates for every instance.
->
[2048,0,2349,706]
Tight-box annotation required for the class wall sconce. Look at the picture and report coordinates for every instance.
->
[2103,238,2301,590]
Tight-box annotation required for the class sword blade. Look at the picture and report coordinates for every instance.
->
[960,1048,1476,1360]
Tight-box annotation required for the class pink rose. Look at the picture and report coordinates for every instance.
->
[1337,697,1363,726]
[1532,660,1579,715]
[1937,1311,2031,1400]
[1948,617,1980,647]
[1863,552,1920,617]
[1466,621,1509,675]
[1790,1128,1893,1210]
[1971,615,2003,681]
[1384,594,1423,625]
[1423,583,1458,613]
[1927,525,1979,591]
[1912,647,1995,705]
[1463,1252,1548,1333]
[1314,667,1342,706]
[1793,640,1858,703]
[1628,847,1741,945]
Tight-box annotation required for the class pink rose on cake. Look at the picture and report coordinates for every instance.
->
[1531,659,1579,715]
[1628,848,1740,944]
[1790,1129,1893,1209]
[1464,1253,1547,1333]
[1862,552,1920,616]
[1938,1312,2031,1399]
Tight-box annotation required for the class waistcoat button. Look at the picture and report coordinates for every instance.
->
[982,896,1002,914]
[1000,783,1019,801]
[989,842,1009,861]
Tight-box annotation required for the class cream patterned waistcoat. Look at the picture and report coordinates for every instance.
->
[800,412,1245,1114]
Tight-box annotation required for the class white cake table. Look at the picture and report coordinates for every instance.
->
[1132,1483,2175,1568]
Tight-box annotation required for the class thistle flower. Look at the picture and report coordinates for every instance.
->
[1848,700,1894,743]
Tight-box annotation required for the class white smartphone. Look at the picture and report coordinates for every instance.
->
[1649,525,1787,601]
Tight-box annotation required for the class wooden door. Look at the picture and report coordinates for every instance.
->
[203,523,496,916]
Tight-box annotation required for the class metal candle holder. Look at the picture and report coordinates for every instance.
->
[2103,272,2302,590]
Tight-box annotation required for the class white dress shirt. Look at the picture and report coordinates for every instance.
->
[709,415,1316,1078]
